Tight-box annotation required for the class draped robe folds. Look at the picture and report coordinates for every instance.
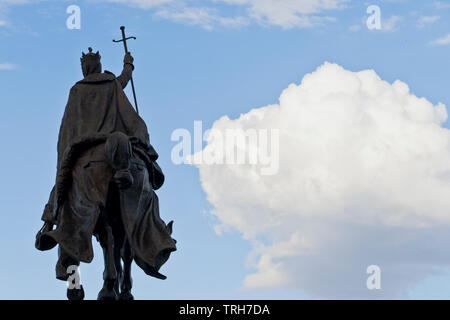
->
[36,71,176,279]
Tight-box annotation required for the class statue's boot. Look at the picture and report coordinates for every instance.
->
[35,222,54,250]
[105,132,133,189]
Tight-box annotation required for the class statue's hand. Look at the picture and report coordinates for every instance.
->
[124,52,134,65]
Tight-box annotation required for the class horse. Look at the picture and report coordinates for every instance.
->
[38,132,175,300]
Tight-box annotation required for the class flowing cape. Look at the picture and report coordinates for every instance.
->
[36,72,176,279]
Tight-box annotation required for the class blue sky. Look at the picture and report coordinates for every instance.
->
[1,0,450,299]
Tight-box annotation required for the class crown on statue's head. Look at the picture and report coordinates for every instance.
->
[80,47,101,64]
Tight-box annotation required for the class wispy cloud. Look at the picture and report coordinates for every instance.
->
[100,0,348,29]
[349,24,360,32]
[0,0,33,29]
[155,5,248,30]
[381,15,402,32]
[100,0,172,9]
[435,1,450,9]
[417,15,440,28]
[430,34,450,46]
[0,0,30,5]
[0,63,17,70]
[216,0,346,29]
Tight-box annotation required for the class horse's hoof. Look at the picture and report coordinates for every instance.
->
[97,287,118,300]
[67,285,85,300]
[119,291,134,300]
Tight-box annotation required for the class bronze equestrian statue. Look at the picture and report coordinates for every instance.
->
[35,46,177,300]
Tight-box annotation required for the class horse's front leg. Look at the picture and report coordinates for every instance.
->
[119,237,134,300]
[66,264,84,300]
[97,211,118,300]
[60,246,85,300]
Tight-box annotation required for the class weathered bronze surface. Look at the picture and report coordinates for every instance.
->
[35,45,176,300]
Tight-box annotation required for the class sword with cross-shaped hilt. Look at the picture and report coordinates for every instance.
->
[113,26,139,115]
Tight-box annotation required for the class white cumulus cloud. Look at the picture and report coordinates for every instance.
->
[191,62,450,298]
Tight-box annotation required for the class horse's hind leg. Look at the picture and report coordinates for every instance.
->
[96,210,119,300]
[119,237,134,300]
